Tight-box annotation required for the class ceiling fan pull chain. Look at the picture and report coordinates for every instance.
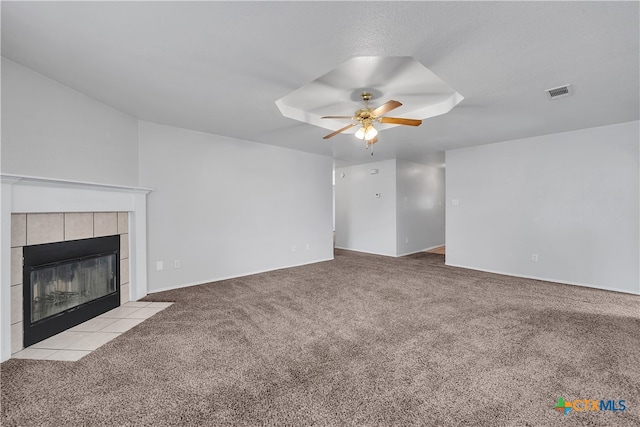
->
[364,140,374,155]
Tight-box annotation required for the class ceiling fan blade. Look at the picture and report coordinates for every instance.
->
[379,117,422,126]
[321,115,354,120]
[323,123,357,139]
[371,100,402,117]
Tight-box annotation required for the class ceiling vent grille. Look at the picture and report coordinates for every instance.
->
[545,84,572,100]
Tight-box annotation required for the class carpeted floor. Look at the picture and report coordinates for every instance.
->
[2,249,639,426]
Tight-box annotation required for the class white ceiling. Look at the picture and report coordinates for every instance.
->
[2,1,638,167]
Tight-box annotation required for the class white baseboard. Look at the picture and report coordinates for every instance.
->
[396,244,445,257]
[333,246,396,258]
[147,256,335,294]
[336,245,445,258]
[444,262,640,295]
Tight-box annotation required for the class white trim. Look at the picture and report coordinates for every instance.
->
[1,173,152,193]
[128,196,149,300]
[4,174,152,214]
[333,246,395,258]
[148,257,335,294]
[336,245,444,258]
[444,262,640,296]
[396,244,445,257]
[0,181,15,361]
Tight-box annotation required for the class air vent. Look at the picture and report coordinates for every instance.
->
[545,84,572,100]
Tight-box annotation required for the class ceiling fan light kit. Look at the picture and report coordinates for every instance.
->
[363,126,378,140]
[275,56,464,155]
[322,91,418,153]
[354,126,367,140]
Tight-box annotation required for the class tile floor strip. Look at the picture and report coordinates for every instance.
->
[12,302,172,361]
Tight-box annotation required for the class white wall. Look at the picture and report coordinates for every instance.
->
[396,161,445,256]
[138,121,334,292]
[446,121,640,294]
[1,58,139,186]
[334,159,397,256]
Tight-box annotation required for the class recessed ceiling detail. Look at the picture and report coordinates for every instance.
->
[275,56,464,135]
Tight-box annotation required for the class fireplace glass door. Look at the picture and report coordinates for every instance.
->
[31,253,117,323]
[23,235,120,346]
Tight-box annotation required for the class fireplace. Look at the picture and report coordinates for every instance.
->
[23,235,121,346]
[1,175,151,362]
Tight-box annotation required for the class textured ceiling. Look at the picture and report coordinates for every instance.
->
[2,1,639,167]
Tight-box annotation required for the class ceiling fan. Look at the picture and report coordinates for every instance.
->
[321,92,422,153]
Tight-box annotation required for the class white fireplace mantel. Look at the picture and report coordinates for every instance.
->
[1,174,153,362]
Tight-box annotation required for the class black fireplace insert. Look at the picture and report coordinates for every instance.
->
[23,235,120,346]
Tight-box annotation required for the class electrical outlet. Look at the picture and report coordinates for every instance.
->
[405,237,409,243]
[452,199,459,206]
[306,243,310,250]
[531,254,538,262]
[156,261,164,271]
[174,260,181,269]
[292,246,297,252]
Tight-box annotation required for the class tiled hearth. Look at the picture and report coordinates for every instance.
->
[10,212,131,355]
[12,301,172,361]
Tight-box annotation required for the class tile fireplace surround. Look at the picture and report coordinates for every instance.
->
[1,174,152,362]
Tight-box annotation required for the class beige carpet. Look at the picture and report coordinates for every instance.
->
[2,249,639,426]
